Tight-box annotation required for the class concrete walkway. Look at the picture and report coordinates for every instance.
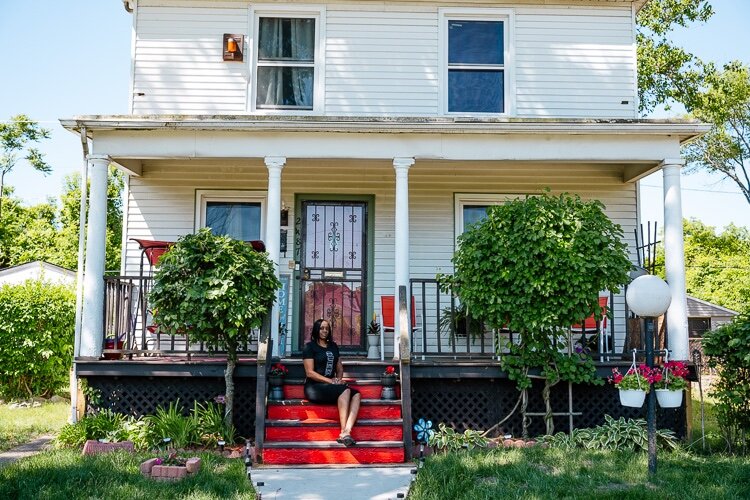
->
[0,434,55,467]
[251,465,415,500]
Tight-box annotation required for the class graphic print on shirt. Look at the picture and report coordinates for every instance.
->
[324,350,335,377]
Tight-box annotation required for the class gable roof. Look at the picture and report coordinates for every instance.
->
[0,261,76,279]
[686,295,739,318]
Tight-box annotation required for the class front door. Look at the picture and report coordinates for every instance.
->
[298,200,367,353]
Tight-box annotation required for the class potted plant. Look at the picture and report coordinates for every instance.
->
[268,362,288,401]
[380,365,398,400]
[654,361,689,408]
[367,314,381,359]
[609,365,652,407]
[438,303,484,344]
[102,335,125,360]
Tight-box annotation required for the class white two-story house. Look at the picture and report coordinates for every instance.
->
[64,0,706,452]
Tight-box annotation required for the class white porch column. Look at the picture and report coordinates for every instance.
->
[393,157,414,359]
[80,155,110,358]
[662,159,689,360]
[265,156,286,355]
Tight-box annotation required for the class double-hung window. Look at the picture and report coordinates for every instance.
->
[441,10,511,115]
[254,14,319,111]
[195,190,266,241]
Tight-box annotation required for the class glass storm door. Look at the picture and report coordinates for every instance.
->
[299,201,367,352]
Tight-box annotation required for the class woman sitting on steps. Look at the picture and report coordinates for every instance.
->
[302,318,361,447]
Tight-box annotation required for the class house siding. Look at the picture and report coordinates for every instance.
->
[125,159,636,356]
[131,1,636,118]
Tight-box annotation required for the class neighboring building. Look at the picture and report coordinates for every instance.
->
[686,294,738,338]
[63,0,707,462]
[0,261,76,287]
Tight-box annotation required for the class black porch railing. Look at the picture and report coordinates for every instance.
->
[410,278,618,360]
[103,276,259,358]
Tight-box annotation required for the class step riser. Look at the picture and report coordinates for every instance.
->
[266,426,403,442]
[268,405,401,420]
[263,448,405,465]
[283,385,395,400]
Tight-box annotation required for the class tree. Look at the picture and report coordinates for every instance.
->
[683,62,750,206]
[440,193,632,435]
[656,219,750,313]
[0,115,51,226]
[149,229,281,428]
[636,0,714,114]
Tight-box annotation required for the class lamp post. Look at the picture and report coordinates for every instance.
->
[625,274,672,475]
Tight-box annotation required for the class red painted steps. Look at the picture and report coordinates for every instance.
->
[282,380,400,400]
[263,442,405,465]
[266,418,403,442]
[267,399,401,421]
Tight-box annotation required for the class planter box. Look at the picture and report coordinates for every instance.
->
[140,457,201,481]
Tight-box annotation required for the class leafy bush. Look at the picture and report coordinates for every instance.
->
[55,409,137,448]
[702,313,750,453]
[428,423,488,452]
[193,401,236,445]
[538,415,679,452]
[0,279,75,398]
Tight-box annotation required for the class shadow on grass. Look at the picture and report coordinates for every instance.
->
[0,449,255,500]
[408,447,750,500]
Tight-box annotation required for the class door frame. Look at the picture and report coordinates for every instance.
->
[291,193,375,355]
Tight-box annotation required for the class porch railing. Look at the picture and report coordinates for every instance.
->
[103,276,259,358]
[410,278,618,360]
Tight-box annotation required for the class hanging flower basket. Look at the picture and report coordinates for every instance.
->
[656,388,683,408]
[618,389,647,407]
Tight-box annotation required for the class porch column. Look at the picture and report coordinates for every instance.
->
[265,156,286,354]
[662,159,689,361]
[393,157,414,359]
[80,155,110,358]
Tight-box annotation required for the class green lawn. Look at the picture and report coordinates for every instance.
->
[0,449,255,500]
[409,447,750,500]
[0,402,69,452]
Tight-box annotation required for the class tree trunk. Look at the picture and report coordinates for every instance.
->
[542,377,558,435]
[224,344,237,429]
[521,388,529,439]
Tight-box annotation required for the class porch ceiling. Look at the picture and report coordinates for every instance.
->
[61,116,710,182]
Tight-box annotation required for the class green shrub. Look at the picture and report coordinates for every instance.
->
[428,423,488,452]
[538,415,679,452]
[0,279,75,398]
[55,410,138,449]
[193,401,237,445]
[702,313,750,454]
[145,400,201,449]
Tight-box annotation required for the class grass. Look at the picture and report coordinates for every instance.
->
[0,449,255,499]
[409,447,750,500]
[0,401,69,452]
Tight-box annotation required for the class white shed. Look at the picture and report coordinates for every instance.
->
[0,261,76,287]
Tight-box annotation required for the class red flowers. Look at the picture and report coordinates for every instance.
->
[609,361,690,392]
[269,363,288,376]
[384,365,396,376]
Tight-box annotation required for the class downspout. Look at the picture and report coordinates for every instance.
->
[70,126,89,423]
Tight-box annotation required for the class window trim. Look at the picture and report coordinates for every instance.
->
[454,193,525,242]
[249,4,326,115]
[439,8,514,117]
[195,189,267,241]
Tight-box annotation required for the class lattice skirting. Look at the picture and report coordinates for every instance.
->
[84,376,257,438]
[410,379,686,438]
[85,376,685,441]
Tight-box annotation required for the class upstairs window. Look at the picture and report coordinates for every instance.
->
[441,9,512,115]
[255,16,317,110]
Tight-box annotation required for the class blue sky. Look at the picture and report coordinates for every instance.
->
[1,0,749,232]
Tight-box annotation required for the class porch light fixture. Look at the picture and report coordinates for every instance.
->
[625,274,672,476]
[223,34,244,62]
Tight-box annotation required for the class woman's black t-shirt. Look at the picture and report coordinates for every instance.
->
[302,341,339,380]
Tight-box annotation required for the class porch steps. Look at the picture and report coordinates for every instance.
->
[262,380,405,465]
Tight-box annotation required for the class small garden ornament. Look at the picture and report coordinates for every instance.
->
[268,363,288,401]
[367,313,381,359]
[380,365,398,400]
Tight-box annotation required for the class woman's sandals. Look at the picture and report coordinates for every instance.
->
[336,434,356,447]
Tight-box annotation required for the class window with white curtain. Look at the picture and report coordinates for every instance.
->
[255,17,316,110]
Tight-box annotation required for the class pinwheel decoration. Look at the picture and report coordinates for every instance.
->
[413,418,434,445]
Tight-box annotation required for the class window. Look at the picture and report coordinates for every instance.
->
[195,190,266,241]
[441,9,512,115]
[253,13,319,111]
[454,193,523,240]
[688,318,711,338]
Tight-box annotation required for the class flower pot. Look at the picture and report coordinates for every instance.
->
[102,339,124,360]
[268,375,285,401]
[380,375,397,400]
[656,389,683,408]
[618,389,646,407]
[366,334,381,359]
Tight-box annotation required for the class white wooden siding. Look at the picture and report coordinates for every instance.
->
[125,159,637,356]
[131,2,636,118]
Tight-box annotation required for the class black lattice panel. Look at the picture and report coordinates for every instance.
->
[411,378,686,438]
[85,376,257,438]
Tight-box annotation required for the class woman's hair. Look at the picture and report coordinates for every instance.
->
[311,318,331,344]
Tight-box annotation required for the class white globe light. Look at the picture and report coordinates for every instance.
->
[626,275,672,317]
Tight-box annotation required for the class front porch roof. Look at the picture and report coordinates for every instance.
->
[60,115,710,182]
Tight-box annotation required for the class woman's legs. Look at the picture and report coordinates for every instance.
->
[337,388,352,436]
[343,392,361,436]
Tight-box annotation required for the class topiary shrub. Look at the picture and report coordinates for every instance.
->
[702,313,750,454]
[0,279,75,398]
